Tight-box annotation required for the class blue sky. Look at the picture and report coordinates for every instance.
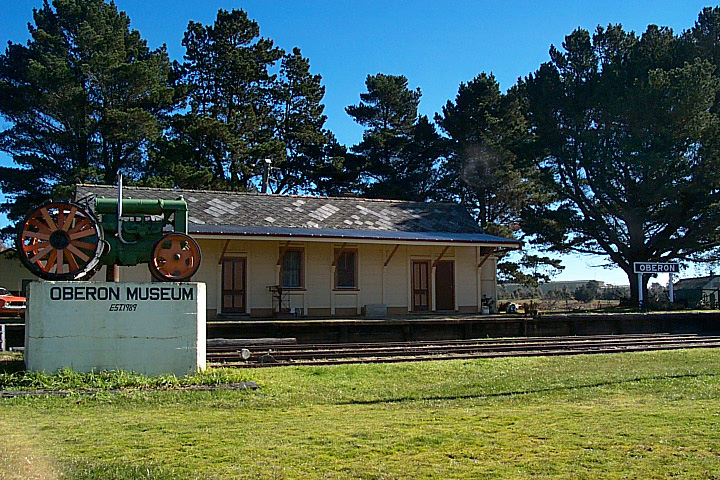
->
[0,0,715,285]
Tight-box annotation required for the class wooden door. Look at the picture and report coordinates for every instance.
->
[412,261,430,311]
[222,258,246,313]
[435,261,455,311]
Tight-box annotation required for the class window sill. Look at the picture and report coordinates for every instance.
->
[281,287,306,291]
[333,288,360,292]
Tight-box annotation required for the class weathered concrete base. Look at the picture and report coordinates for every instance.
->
[25,281,206,376]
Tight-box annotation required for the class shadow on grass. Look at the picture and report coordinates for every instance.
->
[341,372,720,405]
[0,359,24,374]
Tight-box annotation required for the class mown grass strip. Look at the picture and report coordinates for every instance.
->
[1,349,719,479]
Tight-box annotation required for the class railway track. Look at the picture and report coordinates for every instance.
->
[207,333,720,368]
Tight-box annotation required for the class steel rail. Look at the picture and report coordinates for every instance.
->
[208,335,720,360]
[208,337,720,358]
[207,333,690,352]
[207,334,720,368]
[209,339,720,361]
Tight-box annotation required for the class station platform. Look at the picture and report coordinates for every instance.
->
[208,311,720,344]
[4,312,719,351]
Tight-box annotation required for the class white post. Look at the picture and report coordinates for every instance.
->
[637,272,643,310]
[669,273,674,303]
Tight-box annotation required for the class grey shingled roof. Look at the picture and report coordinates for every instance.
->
[74,184,521,246]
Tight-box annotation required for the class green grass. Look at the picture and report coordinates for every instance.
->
[0,359,254,392]
[2,350,720,479]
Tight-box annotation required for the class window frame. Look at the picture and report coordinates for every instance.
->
[334,248,358,290]
[280,247,305,289]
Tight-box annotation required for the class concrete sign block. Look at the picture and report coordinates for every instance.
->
[25,282,206,376]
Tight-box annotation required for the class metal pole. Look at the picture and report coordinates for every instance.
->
[669,273,674,303]
[638,272,643,310]
[107,173,122,282]
[106,264,120,282]
[261,159,271,193]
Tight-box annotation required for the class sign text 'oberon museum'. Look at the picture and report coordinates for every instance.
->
[48,285,195,302]
[25,282,206,376]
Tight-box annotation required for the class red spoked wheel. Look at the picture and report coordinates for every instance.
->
[16,202,103,280]
[148,232,201,282]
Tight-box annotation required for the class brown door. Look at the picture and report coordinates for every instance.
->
[222,258,246,313]
[435,261,455,311]
[412,261,430,311]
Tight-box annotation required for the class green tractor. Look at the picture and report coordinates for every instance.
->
[16,179,201,282]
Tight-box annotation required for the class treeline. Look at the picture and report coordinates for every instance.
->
[498,280,682,309]
[1,0,720,295]
[498,281,631,303]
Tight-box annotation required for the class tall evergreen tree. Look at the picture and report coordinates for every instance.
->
[683,7,720,71]
[521,23,720,301]
[435,73,561,285]
[346,73,443,200]
[176,9,284,191]
[435,73,537,233]
[0,0,180,237]
[682,7,720,268]
[394,115,447,201]
[310,140,366,197]
[272,47,333,194]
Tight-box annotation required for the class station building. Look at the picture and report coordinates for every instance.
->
[75,185,521,319]
[673,275,720,309]
[0,246,38,295]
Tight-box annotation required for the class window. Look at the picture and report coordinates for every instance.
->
[335,249,357,289]
[281,249,303,288]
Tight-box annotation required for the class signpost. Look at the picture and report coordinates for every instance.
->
[633,262,680,309]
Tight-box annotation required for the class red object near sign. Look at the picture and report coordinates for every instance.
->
[0,287,26,315]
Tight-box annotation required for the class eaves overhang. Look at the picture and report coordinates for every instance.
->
[189,224,523,249]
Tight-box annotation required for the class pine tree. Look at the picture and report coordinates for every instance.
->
[0,0,180,237]
[521,22,720,301]
[435,73,539,233]
[346,73,443,200]
[435,73,560,285]
[272,47,332,194]
[176,9,284,191]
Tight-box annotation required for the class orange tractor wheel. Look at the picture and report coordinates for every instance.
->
[16,202,104,280]
[148,232,201,282]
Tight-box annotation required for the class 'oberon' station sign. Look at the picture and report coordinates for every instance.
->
[633,262,679,274]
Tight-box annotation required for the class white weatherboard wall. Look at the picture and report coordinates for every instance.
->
[25,282,206,376]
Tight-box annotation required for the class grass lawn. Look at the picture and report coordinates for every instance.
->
[1,349,720,479]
